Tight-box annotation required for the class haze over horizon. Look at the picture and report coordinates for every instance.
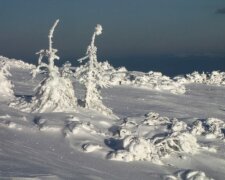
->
[0,0,225,75]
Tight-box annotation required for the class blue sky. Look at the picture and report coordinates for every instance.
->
[0,0,225,68]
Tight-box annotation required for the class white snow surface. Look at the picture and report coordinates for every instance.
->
[0,58,225,180]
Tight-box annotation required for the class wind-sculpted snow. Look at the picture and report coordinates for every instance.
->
[174,71,225,86]
[165,169,214,180]
[0,56,35,69]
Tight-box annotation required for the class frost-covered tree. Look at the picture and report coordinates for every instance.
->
[75,25,112,88]
[0,61,14,99]
[76,25,115,117]
[11,20,77,113]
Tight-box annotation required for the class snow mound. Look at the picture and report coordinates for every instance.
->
[32,116,61,132]
[190,118,225,139]
[165,169,214,180]
[82,143,102,152]
[153,132,199,157]
[63,119,105,137]
[10,76,77,113]
[108,113,200,163]
[0,62,14,99]
[175,71,225,86]
[0,56,35,69]
[169,118,188,132]
[142,112,170,126]
[0,119,17,129]
[107,136,162,164]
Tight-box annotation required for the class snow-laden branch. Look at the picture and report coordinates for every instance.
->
[32,19,60,78]
[48,19,59,52]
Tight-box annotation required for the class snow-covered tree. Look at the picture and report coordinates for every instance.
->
[76,24,115,117]
[0,61,14,99]
[11,20,77,113]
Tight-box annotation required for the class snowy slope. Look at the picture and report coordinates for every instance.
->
[0,59,225,180]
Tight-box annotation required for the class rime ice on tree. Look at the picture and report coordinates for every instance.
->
[76,25,115,117]
[0,61,14,99]
[11,20,77,113]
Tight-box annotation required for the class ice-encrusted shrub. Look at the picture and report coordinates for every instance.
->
[165,169,214,180]
[153,132,199,157]
[107,135,162,164]
[61,61,74,78]
[174,71,225,86]
[108,113,199,163]
[75,24,115,117]
[76,56,127,88]
[142,112,170,126]
[10,20,77,113]
[132,71,186,94]
[0,61,14,99]
[169,118,188,132]
[191,118,225,139]
[109,71,186,94]
[0,56,35,70]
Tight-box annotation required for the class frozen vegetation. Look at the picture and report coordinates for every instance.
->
[165,169,214,180]
[1,21,225,180]
[10,20,77,113]
[75,24,116,117]
[0,59,14,99]
[1,58,225,179]
[175,71,225,86]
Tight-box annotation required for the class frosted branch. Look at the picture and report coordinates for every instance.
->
[48,19,59,52]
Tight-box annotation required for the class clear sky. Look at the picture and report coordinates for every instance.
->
[0,0,225,73]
